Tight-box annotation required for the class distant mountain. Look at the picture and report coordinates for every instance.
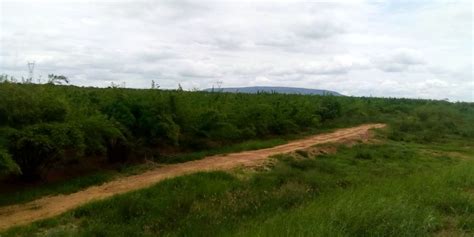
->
[203,86,343,96]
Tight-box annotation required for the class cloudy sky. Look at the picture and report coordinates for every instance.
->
[1,0,472,101]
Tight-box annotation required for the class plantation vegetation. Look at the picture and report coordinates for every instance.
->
[0,79,473,236]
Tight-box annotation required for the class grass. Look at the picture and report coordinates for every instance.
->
[0,126,341,208]
[235,162,474,237]
[3,138,473,236]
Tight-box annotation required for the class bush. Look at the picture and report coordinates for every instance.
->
[102,98,136,128]
[388,105,467,143]
[155,114,180,146]
[9,131,60,180]
[8,123,85,180]
[355,150,373,160]
[80,115,125,155]
[271,119,299,135]
[38,96,69,123]
[318,97,342,122]
[0,82,473,182]
[0,148,20,177]
[209,122,242,141]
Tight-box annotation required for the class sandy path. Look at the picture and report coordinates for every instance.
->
[0,123,385,231]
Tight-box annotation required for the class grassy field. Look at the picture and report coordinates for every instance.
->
[3,135,473,236]
[1,83,473,236]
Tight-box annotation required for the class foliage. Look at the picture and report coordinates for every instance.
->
[0,81,472,181]
[3,141,473,236]
[0,137,289,207]
[0,148,20,176]
[318,96,342,122]
[47,74,69,85]
[8,123,84,179]
[0,78,472,236]
[79,115,124,155]
[388,104,472,143]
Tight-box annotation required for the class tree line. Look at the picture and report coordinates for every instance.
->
[0,80,472,181]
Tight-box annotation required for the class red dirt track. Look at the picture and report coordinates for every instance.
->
[0,123,385,231]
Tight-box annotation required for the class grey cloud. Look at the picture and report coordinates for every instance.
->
[295,18,346,40]
[1,0,472,101]
[176,60,222,79]
[299,59,368,75]
[266,56,371,76]
[375,48,426,72]
[139,50,179,63]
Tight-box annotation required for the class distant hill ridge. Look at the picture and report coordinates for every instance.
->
[203,86,343,96]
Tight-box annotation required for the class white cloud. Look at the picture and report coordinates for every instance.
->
[0,0,472,101]
[177,60,222,78]
[306,56,370,73]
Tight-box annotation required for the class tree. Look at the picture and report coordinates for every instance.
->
[151,80,160,89]
[9,131,60,180]
[47,74,69,85]
[8,123,84,180]
[80,115,124,155]
[317,97,342,122]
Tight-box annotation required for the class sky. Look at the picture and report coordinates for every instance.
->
[0,0,472,101]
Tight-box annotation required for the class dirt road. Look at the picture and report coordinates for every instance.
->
[0,123,385,231]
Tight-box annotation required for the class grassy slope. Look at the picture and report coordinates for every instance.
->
[3,137,473,236]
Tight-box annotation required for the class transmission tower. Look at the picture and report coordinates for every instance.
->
[215,80,223,90]
[27,61,35,82]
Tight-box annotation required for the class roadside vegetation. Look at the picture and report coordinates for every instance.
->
[1,78,472,182]
[0,80,351,182]
[0,137,287,207]
[3,137,473,236]
[0,76,473,236]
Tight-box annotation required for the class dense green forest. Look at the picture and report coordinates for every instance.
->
[0,79,473,182]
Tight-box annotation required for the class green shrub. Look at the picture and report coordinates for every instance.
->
[38,96,69,123]
[270,119,299,135]
[355,150,373,160]
[8,123,85,180]
[0,82,472,181]
[209,122,242,141]
[155,114,180,146]
[318,97,342,122]
[0,148,20,177]
[102,98,136,128]
[80,115,125,155]
[9,131,60,180]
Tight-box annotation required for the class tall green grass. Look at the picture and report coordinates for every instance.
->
[4,140,473,236]
[235,162,474,237]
